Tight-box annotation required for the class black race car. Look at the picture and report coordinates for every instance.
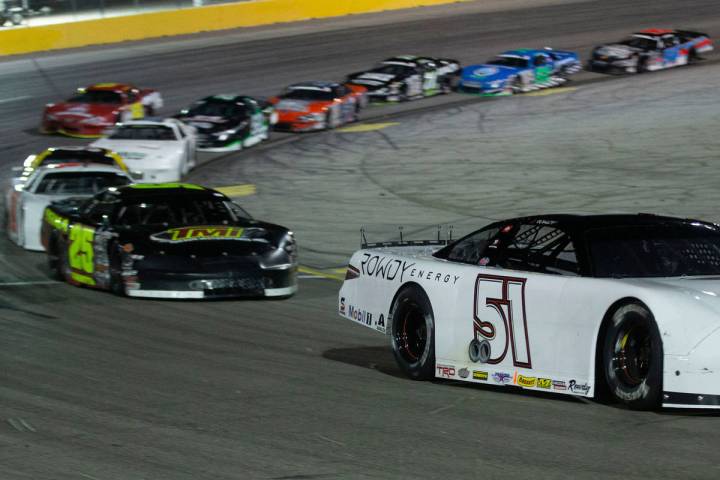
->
[346,55,461,102]
[41,183,297,299]
[176,95,277,152]
[588,29,713,74]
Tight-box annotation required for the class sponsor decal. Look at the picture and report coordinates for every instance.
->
[376,313,385,332]
[458,368,470,379]
[471,66,499,77]
[150,226,258,243]
[436,365,456,378]
[348,305,372,326]
[359,253,460,285]
[472,370,488,381]
[552,380,567,391]
[339,297,346,315]
[516,374,537,388]
[492,372,512,384]
[44,209,69,233]
[537,378,552,389]
[568,380,591,395]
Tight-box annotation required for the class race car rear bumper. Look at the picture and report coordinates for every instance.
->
[586,60,631,74]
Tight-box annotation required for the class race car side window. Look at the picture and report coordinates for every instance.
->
[442,227,500,265]
[83,193,121,226]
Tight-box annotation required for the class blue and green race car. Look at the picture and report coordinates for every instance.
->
[457,48,581,95]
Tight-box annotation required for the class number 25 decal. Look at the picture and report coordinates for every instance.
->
[473,274,532,368]
[69,225,95,274]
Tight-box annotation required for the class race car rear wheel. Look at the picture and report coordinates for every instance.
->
[389,285,436,380]
[602,302,662,410]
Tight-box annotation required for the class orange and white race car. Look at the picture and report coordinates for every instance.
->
[269,81,367,132]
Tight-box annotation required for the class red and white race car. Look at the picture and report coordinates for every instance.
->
[41,83,164,138]
[269,81,366,132]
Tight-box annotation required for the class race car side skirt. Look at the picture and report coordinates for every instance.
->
[662,391,720,409]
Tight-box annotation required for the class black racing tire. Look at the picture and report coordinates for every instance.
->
[54,240,70,282]
[352,102,361,123]
[688,48,699,64]
[389,285,436,380]
[602,302,662,410]
[636,55,648,74]
[325,108,337,130]
[510,76,523,94]
[109,243,126,296]
[398,83,410,102]
[10,12,23,25]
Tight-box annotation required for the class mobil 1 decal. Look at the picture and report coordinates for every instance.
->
[472,274,531,368]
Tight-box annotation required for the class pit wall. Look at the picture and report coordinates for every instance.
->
[0,0,467,56]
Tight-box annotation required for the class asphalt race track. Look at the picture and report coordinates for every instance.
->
[3,1,720,478]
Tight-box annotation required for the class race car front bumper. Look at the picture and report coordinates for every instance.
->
[274,120,326,132]
[663,328,720,409]
[125,266,297,299]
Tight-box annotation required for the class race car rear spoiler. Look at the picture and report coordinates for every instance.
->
[361,225,453,248]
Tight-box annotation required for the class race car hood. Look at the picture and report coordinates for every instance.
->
[273,99,315,113]
[178,115,238,133]
[347,71,400,89]
[92,139,182,167]
[461,64,519,84]
[45,102,119,122]
[594,44,641,59]
[634,277,720,318]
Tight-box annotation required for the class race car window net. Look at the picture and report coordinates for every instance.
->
[587,225,720,278]
[372,64,416,75]
[620,36,658,50]
[34,172,130,195]
[115,198,234,227]
[67,91,122,104]
[109,125,176,141]
[443,227,500,265]
[495,224,579,275]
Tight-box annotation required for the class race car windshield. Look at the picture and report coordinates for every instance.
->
[67,90,123,104]
[588,225,720,278]
[373,64,415,75]
[34,172,130,195]
[41,151,116,167]
[116,197,235,226]
[620,36,658,50]
[487,56,529,68]
[187,100,245,118]
[282,88,335,101]
[109,125,177,140]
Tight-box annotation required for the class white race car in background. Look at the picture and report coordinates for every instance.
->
[91,119,197,183]
[6,164,132,251]
[339,214,720,410]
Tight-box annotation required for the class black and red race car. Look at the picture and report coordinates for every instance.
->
[41,183,297,299]
[41,83,164,138]
[588,29,713,74]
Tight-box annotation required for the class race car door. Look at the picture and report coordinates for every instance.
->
[440,220,586,381]
[532,53,553,84]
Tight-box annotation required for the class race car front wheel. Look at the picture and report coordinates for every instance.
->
[602,302,662,410]
[389,285,436,380]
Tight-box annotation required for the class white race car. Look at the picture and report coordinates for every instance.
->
[6,163,132,251]
[339,214,720,410]
[91,119,197,183]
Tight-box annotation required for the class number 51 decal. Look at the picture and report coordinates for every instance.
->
[473,274,532,368]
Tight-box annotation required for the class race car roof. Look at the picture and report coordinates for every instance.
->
[637,28,675,36]
[85,83,136,93]
[33,163,131,175]
[287,81,340,91]
[114,183,225,200]
[493,213,716,233]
